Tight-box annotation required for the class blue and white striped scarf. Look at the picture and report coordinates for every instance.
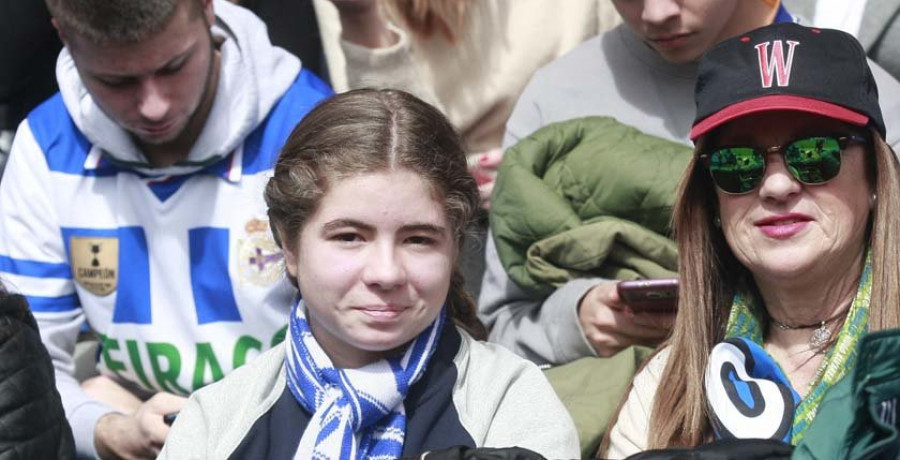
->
[284,299,446,460]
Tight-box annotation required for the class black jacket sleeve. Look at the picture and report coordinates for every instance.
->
[0,292,74,460]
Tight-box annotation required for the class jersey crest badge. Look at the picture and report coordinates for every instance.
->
[71,236,119,296]
[237,218,284,286]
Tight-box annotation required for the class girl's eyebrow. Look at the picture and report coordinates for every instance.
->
[321,219,372,233]
[321,220,447,234]
[400,224,447,235]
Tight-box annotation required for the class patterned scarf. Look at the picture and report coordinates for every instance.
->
[705,254,872,444]
[284,299,446,459]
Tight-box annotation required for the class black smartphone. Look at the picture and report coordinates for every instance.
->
[616,278,678,314]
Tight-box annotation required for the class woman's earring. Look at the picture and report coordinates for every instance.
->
[713,216,721,227]
[870,193,878,209]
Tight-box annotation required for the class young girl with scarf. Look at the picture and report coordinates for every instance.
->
[160,89,579,459]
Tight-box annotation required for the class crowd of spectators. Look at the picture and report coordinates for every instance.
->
[2,0,900,459]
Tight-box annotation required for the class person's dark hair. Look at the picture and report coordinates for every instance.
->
[265,88,486,339]
[45,0,203,45]
[0,282,33,337]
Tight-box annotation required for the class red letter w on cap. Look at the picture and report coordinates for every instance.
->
[755,40,800,88]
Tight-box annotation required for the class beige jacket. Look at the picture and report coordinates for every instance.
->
[606,347,671,459]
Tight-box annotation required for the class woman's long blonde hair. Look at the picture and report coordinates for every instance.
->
[645,129,900,448]
[384,0,471,42]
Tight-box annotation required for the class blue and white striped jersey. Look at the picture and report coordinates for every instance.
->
[2,69,330,392]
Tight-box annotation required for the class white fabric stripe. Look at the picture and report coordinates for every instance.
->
[288,341,320,401]
[83,146,103,170]
[292,335,325,395]
[0,272,75,297]
[339,370,364,425]
[31,309,82,321]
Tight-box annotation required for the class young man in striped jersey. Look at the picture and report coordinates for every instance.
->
[0,0,331,457]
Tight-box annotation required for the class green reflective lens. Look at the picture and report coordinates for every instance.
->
[709,147,765,194]
[784,137,842,184]
[706,136,852,195]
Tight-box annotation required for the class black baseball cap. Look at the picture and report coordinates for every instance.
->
[691,22,885,141]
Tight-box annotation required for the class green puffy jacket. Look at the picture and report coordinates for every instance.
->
[490,116,692,295]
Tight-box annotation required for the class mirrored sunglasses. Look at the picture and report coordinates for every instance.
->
[700,135,868,194]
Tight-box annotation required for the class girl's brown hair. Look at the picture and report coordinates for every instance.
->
[264,88,486,339]
[640,129,900,448]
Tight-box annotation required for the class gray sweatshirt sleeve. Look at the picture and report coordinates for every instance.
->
[39,310,116,459]
[481,74,603,365]
[500,80,540,152]
[477,232,601,365]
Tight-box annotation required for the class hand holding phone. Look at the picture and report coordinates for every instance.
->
[578,281,675,356]
[616,278,678,314]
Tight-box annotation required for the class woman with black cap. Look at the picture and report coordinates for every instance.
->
[604,21,900,457]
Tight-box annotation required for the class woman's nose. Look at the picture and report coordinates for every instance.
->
[757,155,802,202]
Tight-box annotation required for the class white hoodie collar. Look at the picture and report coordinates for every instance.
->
[56,0,300,180]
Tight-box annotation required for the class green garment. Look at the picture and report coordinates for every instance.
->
[490,116,691,295]
[793,328,900,460]
[544,346,655,459]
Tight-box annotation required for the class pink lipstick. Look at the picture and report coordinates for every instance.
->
[755,213,812,239]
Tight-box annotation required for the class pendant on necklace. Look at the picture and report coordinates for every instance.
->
[810,322,831,349]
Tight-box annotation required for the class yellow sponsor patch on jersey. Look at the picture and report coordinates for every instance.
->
[71,236,119,296]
